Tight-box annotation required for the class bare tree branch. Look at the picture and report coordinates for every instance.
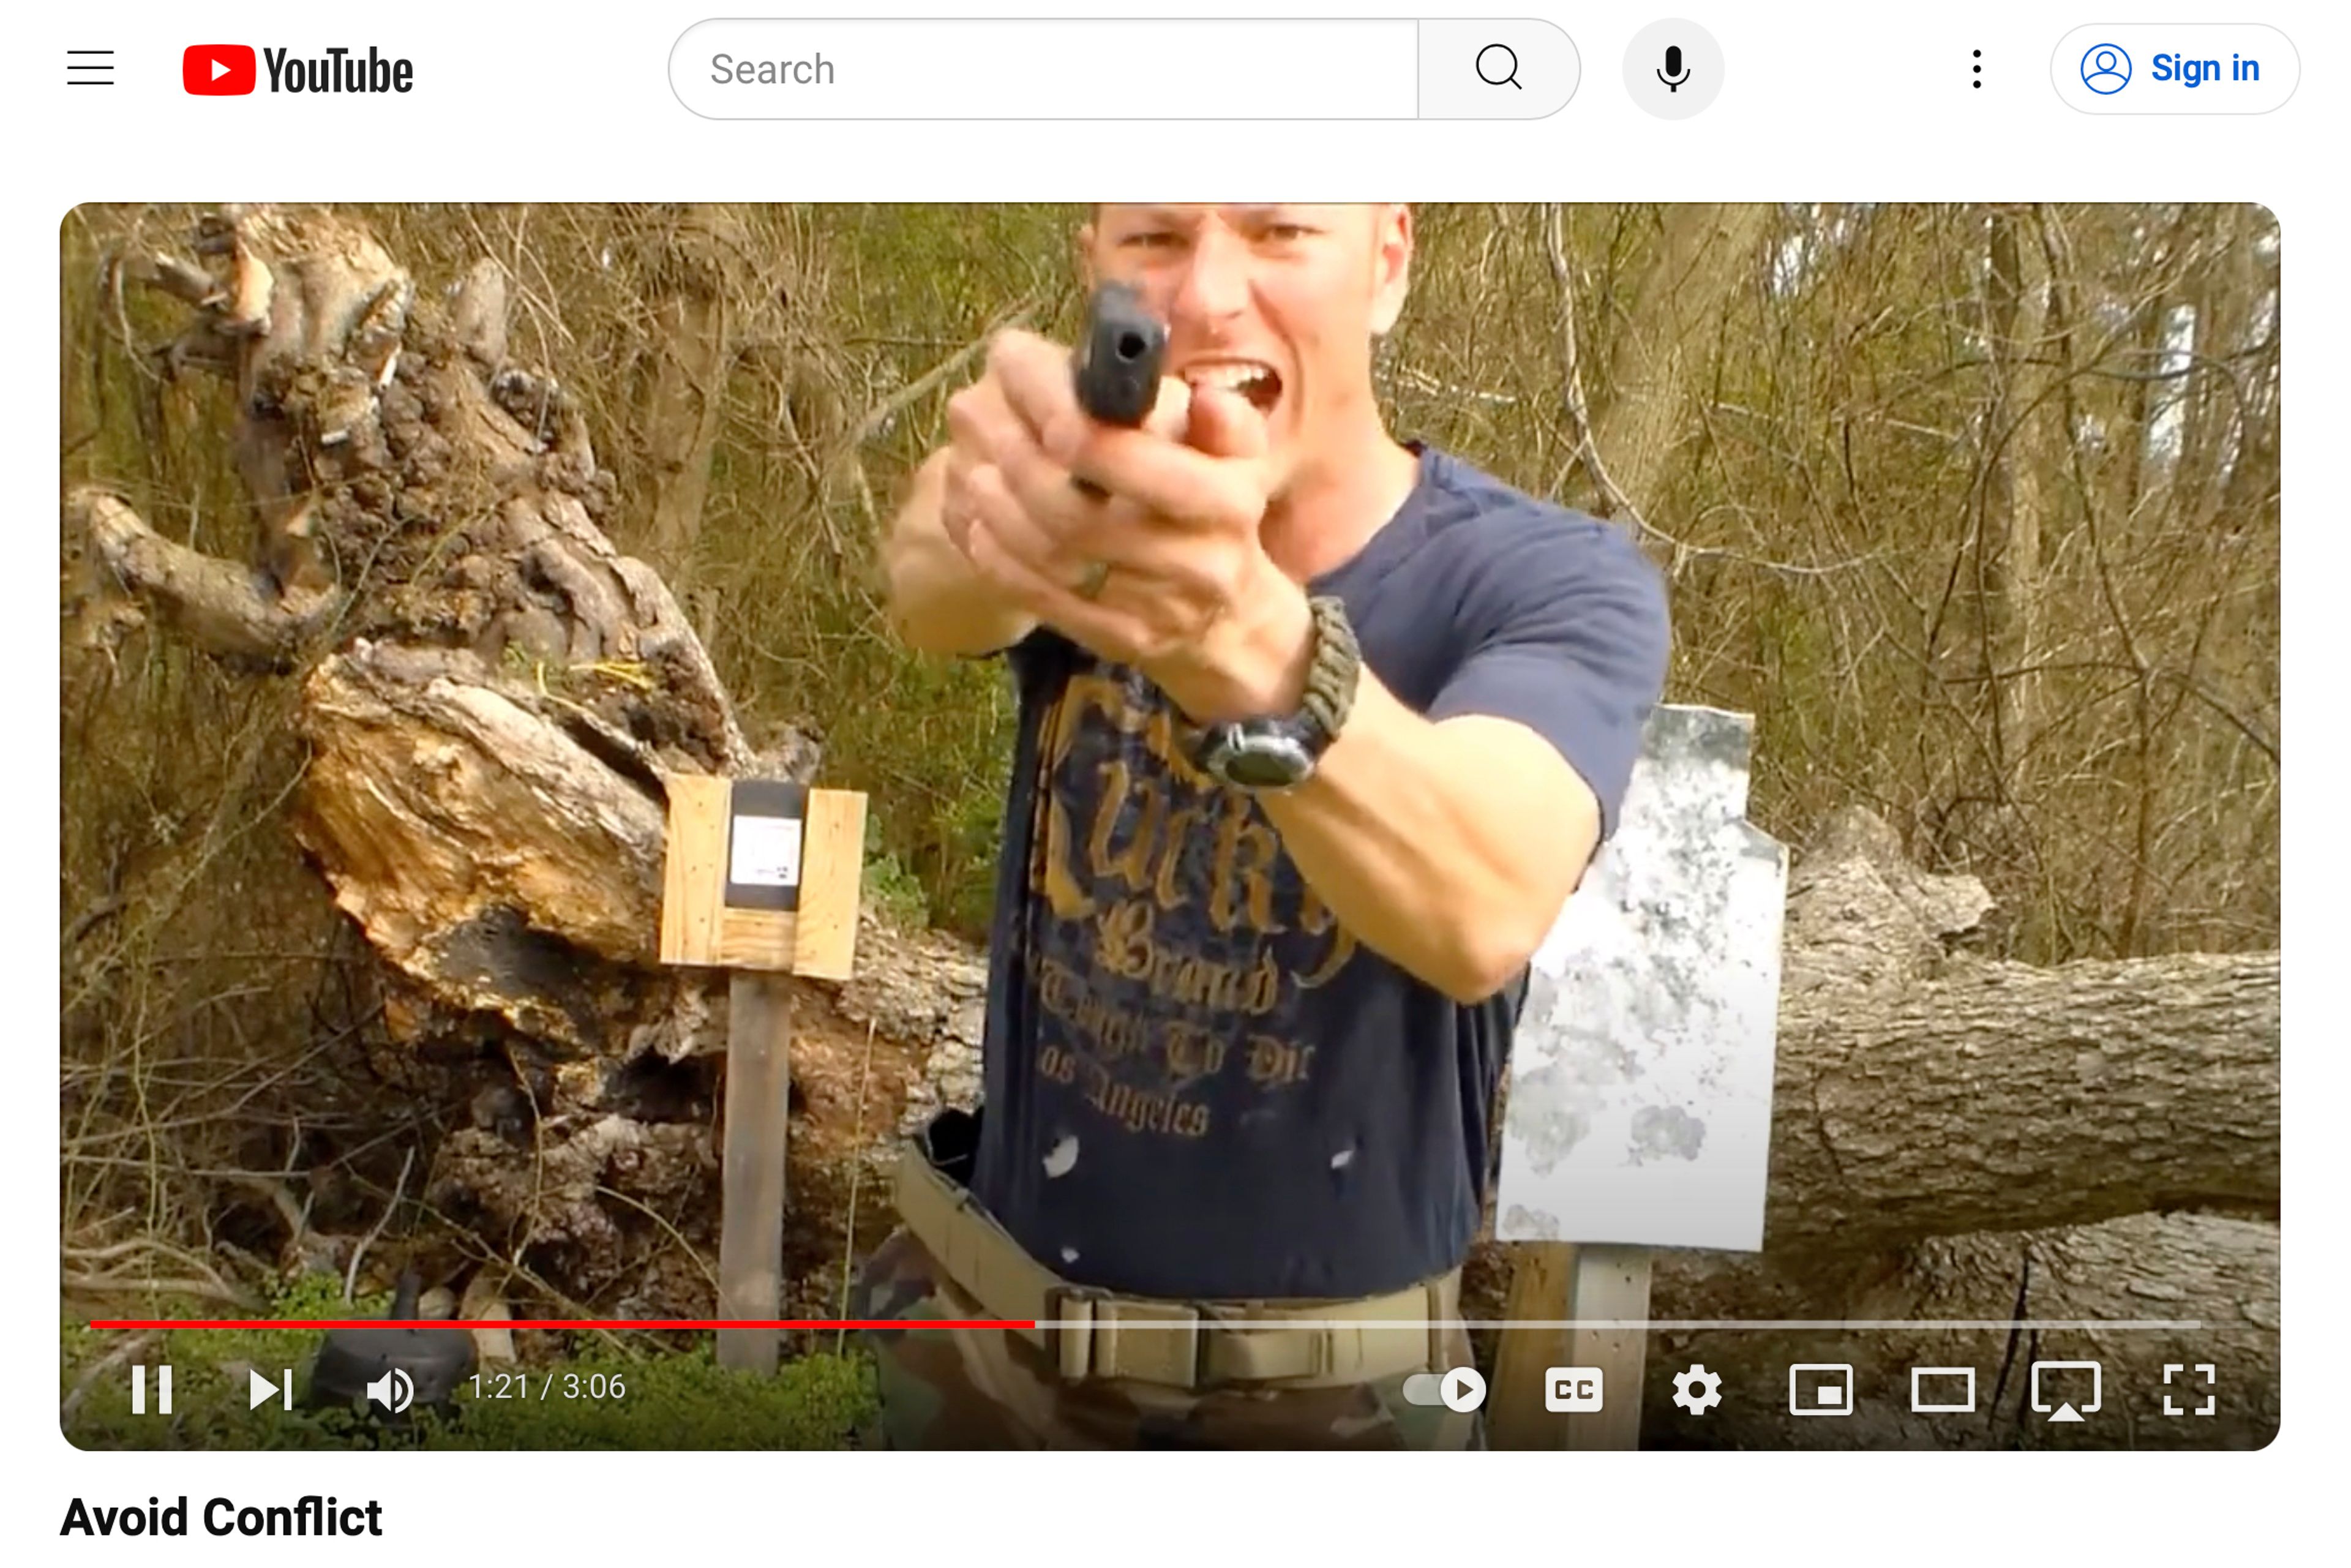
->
[64,487,334,663]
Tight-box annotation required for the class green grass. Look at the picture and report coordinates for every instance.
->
[61,1277,879,1452]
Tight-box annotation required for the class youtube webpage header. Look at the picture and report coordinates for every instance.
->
[17,0,2338,1564]
[30,4,2333,192]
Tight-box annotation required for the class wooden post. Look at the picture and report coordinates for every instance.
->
[716,972,793,1373]
[659,775,866,1373]
[1561,1247,1651,1450]
[1488,1242,1573,1447]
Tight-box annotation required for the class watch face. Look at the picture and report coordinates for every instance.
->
[1205,729,1316,790]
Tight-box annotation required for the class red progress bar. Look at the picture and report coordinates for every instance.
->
[90,1319,1034,1331]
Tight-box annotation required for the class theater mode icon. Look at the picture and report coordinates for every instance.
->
[1910,1366,1978,1414]
[183,44,257,95]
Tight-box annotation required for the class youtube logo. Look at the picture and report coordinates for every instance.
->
[184,44,257,96]
[178,42,415,96]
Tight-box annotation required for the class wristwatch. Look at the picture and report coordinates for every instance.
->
[1187,595,1361,792]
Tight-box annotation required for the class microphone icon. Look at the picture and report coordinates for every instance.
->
[1658,45,1692,92]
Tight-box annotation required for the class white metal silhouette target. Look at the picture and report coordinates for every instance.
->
[1495,705,1786,1252]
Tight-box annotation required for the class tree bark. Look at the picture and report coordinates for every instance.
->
[612,204,749,587]
[1579,202,1771,518]
[66,489,331,664]
[1771,950,2277,1250]
[1977,205,2051,806]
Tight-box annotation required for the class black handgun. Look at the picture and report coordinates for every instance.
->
[1068,283,1166,499]
[1073,280,1167,427]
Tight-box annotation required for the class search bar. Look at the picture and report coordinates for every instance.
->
[669,18,1578,119]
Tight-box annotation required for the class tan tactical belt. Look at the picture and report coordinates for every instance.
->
[892,1142,1458,1392]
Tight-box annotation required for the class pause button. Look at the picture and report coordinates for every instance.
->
[131,1364,173,1415]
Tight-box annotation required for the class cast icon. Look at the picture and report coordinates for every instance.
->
[2030,1360,2102,1422]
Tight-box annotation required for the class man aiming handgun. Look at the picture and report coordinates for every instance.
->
[858,203,1670,1449]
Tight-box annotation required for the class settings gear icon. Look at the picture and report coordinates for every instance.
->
[1671,1363,1724,1415]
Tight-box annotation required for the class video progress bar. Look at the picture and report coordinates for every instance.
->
[1031,1319,2209,1331]
[94,1318,2205,1332]
[91,1318,1035,1332]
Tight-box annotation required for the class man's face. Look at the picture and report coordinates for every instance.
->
[1081,203,1412,495]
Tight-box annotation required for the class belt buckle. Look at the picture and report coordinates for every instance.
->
[1093,1297,1207,1390]
[1194,1302,1327,1387]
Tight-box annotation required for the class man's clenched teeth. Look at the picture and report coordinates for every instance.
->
[1183,360,1283,413]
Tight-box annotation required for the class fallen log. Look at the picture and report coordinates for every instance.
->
[1769,949,2278,1251]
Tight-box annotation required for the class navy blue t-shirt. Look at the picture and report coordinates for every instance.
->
[967,446,1670,1300]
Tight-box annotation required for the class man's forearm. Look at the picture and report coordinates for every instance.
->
[1143,571,1599,1005]
[1259,671,1600,1005]
[883,451,1038,657]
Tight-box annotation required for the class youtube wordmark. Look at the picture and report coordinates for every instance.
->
[263,46,414,94]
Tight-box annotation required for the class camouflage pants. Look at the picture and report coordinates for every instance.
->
[851,1228,1481,1450]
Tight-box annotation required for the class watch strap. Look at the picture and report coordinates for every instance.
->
[1299,594,1360,745]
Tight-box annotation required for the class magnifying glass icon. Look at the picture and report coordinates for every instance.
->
[1476,42,1521,89]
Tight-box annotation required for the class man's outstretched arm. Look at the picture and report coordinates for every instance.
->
[1148,560,1664,1008]
[881,449,1038,658]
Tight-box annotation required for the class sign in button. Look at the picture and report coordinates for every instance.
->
[2051,26,2298,114]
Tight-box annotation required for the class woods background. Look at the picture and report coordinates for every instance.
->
[57,203,2280,1445]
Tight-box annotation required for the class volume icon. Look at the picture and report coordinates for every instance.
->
[365,1367,415,1414]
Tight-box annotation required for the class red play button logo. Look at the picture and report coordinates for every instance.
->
[182,44,257,96]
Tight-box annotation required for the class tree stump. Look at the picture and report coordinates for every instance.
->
[68,207,817,1308]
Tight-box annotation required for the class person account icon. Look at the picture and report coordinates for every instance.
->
[2081,45,2131,95]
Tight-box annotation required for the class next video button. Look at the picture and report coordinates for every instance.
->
[2052,25,2298,114]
